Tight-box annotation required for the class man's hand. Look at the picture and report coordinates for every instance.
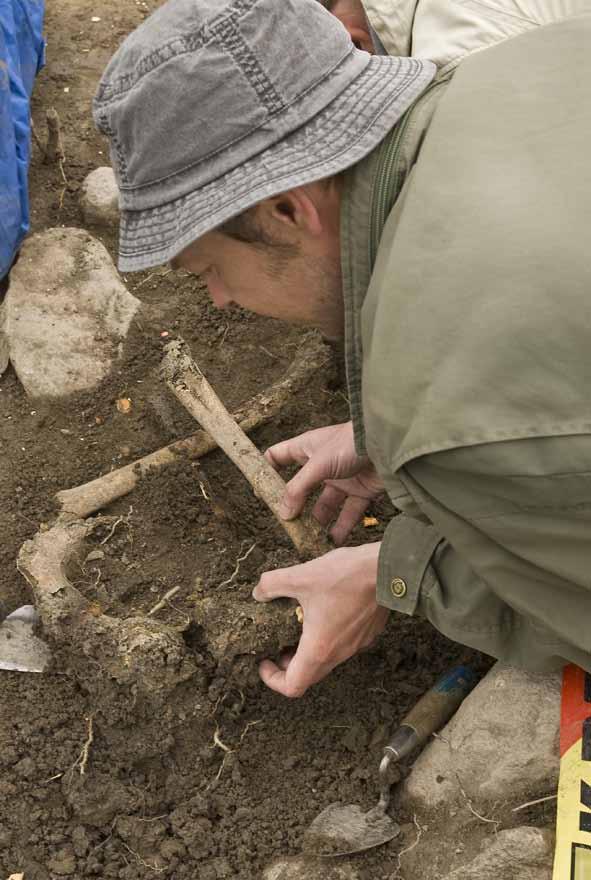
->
[265,421,384,545]
[253,542,388,697]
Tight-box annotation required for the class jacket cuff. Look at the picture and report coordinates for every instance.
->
[377,515,443,615]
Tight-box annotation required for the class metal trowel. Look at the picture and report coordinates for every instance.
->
[303,665,478,857]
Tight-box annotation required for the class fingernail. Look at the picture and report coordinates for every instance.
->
[252,587,260,601]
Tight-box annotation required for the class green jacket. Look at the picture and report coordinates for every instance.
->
[342,16,591,672]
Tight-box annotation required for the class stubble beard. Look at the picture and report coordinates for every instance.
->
[298,251,344,341]
[261,240,344,340]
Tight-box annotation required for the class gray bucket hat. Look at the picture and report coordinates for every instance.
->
[94,0,435,273]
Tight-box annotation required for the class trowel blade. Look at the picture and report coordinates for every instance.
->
[0,605,51,673]
[303,802,400,857]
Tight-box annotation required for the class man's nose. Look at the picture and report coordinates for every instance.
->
[206,275,232,309]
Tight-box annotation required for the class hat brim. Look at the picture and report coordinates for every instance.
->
[117,55,435,273]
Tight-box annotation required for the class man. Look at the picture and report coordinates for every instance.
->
[95,0,591,699]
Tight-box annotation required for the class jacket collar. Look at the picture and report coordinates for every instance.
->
[340,123,412,455]
[340,78,448,456]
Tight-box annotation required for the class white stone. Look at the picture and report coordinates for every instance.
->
[3,228,140,398]
[263,858,359,880]
[80,166,119,227]
[442,827,554,880]
[401,663,560,810]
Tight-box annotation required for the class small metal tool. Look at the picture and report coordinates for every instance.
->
[303,665,479,857]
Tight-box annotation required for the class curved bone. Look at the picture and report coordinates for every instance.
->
[17,517,196,700]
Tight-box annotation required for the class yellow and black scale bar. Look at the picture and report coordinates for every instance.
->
[554,665,591,879]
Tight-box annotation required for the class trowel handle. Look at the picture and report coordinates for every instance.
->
[383,666,478,763]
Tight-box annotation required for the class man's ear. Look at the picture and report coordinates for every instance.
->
[262,187,324,238]
[347,23,373,53]
[330,1,374,53]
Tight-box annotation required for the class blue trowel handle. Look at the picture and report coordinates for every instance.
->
[383,666,479,763]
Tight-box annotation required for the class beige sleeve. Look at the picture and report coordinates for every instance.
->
[362,0,417,56]
[377,436,591,674]
[362,0,591,72]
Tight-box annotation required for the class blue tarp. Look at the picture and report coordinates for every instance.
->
[0,0,45,280]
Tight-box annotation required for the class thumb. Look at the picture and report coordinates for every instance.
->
[258,628,332,698]
[252,566,300,603]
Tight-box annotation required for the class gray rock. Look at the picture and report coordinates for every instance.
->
[262,858,359,880]
[402,663,560,810]
[3,228,140,398]
[80,166,119,227]
[443,826,554,880]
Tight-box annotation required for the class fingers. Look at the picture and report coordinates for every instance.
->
[265,425,349,520]
[253,561,313,602]
[265,438,309,470]
[253,553,335,603]
[258,660,292,695]
[258,630,331,698]
[311,487,369,544]
[258,659,305,698]
[277,649,295,670]
[265,438,320,520]
[311,483,347,527]
[278,459,333,520]
[331,496,370,546]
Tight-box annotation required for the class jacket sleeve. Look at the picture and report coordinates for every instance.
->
[362,0,591,74]
[376,435,591,673]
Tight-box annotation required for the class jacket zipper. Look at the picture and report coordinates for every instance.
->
[369,110,414,265]
[369,80,448,266]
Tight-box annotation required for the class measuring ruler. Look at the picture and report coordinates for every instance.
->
[553,665,591,879]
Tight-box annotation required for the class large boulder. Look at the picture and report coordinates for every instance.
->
[442,827,554,880]
[2,228,140,397]
[80,166,119,227]
[401,663,560,810]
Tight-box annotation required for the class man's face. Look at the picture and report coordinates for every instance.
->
[172,187,344,339]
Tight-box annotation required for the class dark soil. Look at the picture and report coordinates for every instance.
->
[0,3,490,879]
